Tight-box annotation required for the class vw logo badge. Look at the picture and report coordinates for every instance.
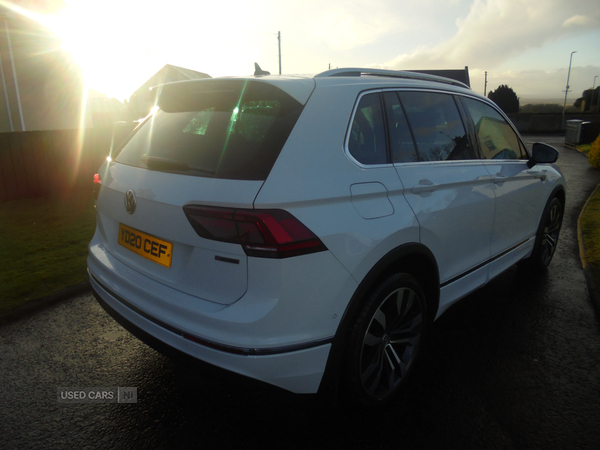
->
[124,190,137,214]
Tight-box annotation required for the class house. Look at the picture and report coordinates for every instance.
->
[128,64,211,119]
[89,90,131,129]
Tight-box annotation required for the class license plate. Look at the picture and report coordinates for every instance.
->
[118,223,173,268]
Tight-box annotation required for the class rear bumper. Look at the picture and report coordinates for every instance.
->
[86,223,358,393]
[89,270,332,393]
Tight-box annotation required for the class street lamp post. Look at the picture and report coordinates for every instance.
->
[562,51,577,128]
[594,75,599,113]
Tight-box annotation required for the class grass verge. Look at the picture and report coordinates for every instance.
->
[580,185,600,291]
[577,143,591,155]
[0,192,96,314]
[575,142,600,288]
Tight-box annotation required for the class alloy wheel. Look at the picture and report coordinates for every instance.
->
[540,200,562,267]
[359,285,424,400]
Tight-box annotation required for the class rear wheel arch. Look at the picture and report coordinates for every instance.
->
[317,243,440,399]
[343,243,440,340]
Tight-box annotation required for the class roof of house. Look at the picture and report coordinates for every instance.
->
[131,64,211,100]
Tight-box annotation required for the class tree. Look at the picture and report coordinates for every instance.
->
[574,87,600,112]
[588,133,600,169]
[488,85,519,114]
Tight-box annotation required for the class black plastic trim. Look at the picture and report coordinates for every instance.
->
[440,239,529,288]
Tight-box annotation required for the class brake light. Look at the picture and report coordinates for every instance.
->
[93,173,101,200]
[183,205,327,258]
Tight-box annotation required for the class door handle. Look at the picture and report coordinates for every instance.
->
[526,170,547,181]
[493,174,507,184]
[411,180,439,194]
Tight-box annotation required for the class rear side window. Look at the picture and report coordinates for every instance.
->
[400,92,474,161]
[116,80,304,180]
[461,97,527,160]
[348,93,388,165]
[383,92,418,163]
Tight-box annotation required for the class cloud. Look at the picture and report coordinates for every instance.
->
[562,15,595,27]
[305,0,403,51]
[384,0,600,71]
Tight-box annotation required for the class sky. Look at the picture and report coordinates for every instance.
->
[23,0,600,104]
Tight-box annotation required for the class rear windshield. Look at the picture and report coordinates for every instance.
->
[116,79,304,180]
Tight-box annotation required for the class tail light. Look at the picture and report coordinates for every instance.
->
[183,205,327,259]
[93,173,101,200]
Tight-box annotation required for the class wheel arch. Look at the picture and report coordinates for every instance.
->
[552,185,566,212]
[522,184,566,271]
[317,242,440,399]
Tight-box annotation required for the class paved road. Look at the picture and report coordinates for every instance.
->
[1,135,600,449]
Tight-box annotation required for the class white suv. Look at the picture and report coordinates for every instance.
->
[88,68,566,404]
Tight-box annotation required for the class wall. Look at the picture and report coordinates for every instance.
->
[3,113,600,202]
[0,125,133,201]
[508,113,600,134]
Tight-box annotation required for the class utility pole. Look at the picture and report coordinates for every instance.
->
[278,31,281,75]
[484,71,488,96]
[1,13,25,131]
[0,40,13,131]
[562,51,576,128]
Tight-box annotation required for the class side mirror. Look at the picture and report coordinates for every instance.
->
[527,143,559,168]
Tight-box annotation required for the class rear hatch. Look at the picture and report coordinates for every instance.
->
[94,78,312,304]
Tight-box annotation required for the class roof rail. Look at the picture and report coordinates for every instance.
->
[314,68,471,89]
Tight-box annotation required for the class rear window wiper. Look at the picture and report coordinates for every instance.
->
[141,154,215,175]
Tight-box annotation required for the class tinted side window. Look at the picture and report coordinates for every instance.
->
[400,92,473,161]
[383,92,418,163]
[461,98,527,160]
[348,93,388,165]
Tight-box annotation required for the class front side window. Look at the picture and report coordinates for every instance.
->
[400,92,473,161]
[461,97,527,160]
[348,93,388,165]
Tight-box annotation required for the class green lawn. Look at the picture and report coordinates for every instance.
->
[0,192,96,314]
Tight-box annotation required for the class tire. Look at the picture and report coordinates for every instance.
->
[345,273,427,405]
[521,196,563,271]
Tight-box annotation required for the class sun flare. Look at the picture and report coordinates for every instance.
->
[49,5,150,100]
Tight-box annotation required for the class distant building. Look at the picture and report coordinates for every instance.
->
[128,64,211,119]
[0,0,91,132]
